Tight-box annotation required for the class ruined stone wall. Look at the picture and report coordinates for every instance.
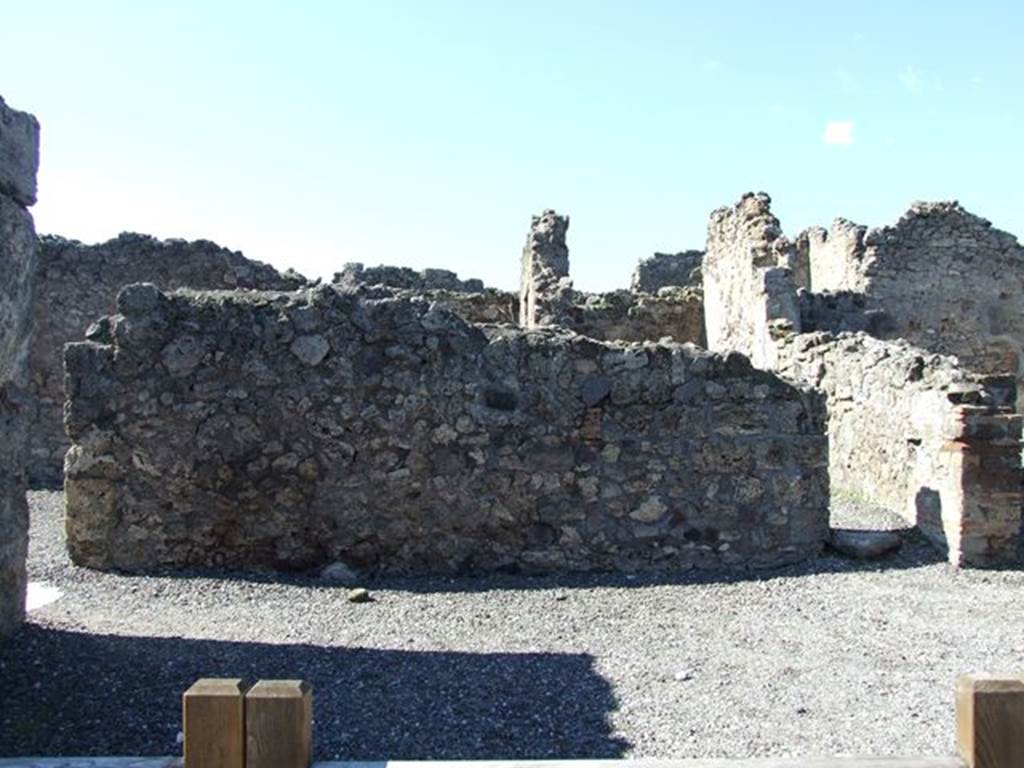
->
[334,263,485,293]
[519,209,572,328]
[630,251,703,292]
[28,234,307,486]
[777,333,1021,566]
[0,96,38,639]
[703,193,802,369]
[706,192,1023,566]
[796,220,868,292]
[569,288,705,345]
[798,290,893,337]
[63,284,829,574]
[800,204,1024,401]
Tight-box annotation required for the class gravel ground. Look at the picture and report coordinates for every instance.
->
[2,490,1023,761]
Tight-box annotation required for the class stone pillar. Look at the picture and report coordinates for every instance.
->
[0,95,39,640]
[519,209,572,329]
[703,192,801,369]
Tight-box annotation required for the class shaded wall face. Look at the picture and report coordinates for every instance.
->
[0,96,38,640]
[64,285,829,574]
[28,235,306,487]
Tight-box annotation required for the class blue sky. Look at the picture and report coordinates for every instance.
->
[2,1,1021,291]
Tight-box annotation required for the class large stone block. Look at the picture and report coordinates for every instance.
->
[0,96,40,208]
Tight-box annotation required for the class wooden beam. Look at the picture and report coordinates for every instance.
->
[182,678,247,768]
[956,673,1024,768]
[246,679,313,768]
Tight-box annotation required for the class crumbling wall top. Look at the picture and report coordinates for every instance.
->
[630,250,703,293]
[334,262,486,293]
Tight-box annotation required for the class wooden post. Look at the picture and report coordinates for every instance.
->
[246,679,313,768]
[182,678,247,768]
[956,673,1024,768]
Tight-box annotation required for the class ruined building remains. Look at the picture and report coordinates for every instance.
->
[704,193,1023,566]
[9,87,1023,580]
[519,209,573,329]
[796,203,1024,405]
[631,250,704,293]
[28,234,307,486]
[64,284,828,573]
[0,96,38,639]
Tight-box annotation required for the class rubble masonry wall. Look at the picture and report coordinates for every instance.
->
[800,204,1024,403]
[706,193,1023,566]
[29,234,306,486]
[63,284,829,574]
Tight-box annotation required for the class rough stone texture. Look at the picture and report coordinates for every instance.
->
[63,284,828,574]
[796,219,868,292]
[0,96,40,208]
[630,250,704,293]
[568,288,705,346]
[703,193,802,370]
[28,234,308,486]
[334,262,485,293]
[340,282,520,326]
[706,192,1023,566]
[0,97,37,641]
[798,289,894,336]
[519,209,573,328]
[777,332,1022,565]
[801,203,1024,404]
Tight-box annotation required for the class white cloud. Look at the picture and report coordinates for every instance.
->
[823,121,855,146]
[899,66,921,93]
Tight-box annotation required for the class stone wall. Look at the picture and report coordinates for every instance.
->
[519,209,572,328]
[777,333,1021,566]
[0,96,38,640]
[334,263,485,293]
[800,203,1024,402]
[703,193,802,369]
[568,288,705,346]
[630,251,703,292]
[795,219,867,292]
[63,284,829,574]
[28,234,307,486]
[706,192,1023,566]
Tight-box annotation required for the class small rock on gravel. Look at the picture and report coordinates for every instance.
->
[347,587,371,603]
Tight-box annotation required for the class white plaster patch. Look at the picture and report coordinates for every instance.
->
[26,581,63,611]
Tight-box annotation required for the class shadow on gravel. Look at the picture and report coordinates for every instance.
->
[0,625,629,760]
